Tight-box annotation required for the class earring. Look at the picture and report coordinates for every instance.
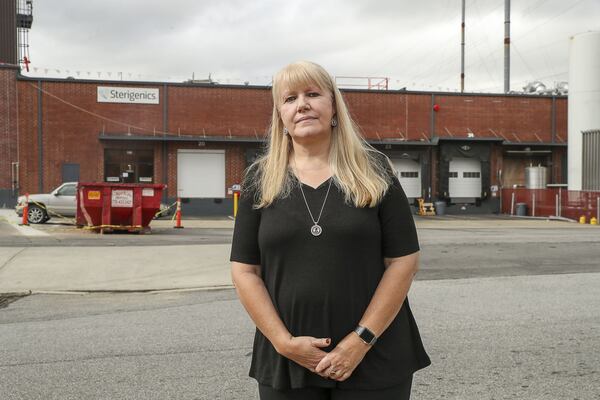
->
[283,127,289,135]
[331,118,338,127]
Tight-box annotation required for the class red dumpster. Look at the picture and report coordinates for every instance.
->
[76,182,166,233]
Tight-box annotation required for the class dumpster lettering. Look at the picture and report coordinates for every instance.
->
[142,188,154,197]
[111,190,133,208]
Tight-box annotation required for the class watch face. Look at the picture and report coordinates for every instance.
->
[356,326,376,345]
[362,330,375,343]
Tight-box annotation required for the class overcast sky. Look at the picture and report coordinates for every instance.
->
[22,0,600,93]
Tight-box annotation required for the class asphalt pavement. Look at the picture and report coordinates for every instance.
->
[1,208,599,399]
[1,273,598,400]
[1,208,599,293]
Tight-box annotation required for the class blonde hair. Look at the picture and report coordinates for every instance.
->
[250,61,392,208]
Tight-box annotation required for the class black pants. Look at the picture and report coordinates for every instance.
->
[258,375,413,400]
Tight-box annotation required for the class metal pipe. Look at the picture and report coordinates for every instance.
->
[583,131,587,190]
[498,169,503,214]
[498,188,503,215]
[597,196,599,222]
[504,0,511,93]
[555,194,559,217]
[37,79,43,192]
[162,83,169,204]
[559,187,562,217]
[505,150,552,154]
[532,192,536,217]
[11,162,19,192]
[551,96,556,143]
[461,0,465,92]
[511,192,515,215]
[430,94,436,139]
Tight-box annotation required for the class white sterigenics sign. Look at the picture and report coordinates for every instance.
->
[97,87,159,104]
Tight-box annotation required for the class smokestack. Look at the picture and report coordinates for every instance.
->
[461,0,465,92]
[0,0,18,64]
[504,0,511,93]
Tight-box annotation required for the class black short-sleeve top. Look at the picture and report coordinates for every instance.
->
[230,157,431,390]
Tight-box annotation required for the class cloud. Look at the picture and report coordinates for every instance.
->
[25,0,600,91]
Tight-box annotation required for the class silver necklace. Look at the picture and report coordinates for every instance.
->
[297,177,333,237]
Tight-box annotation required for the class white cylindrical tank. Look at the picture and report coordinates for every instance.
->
[568,31,600,191]
[525,166,547,189]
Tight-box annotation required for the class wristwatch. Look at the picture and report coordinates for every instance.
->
[354,325,377,346]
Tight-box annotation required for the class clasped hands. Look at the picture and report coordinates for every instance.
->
[277,332,371,381]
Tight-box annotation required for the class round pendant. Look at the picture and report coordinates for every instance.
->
[310,224,322,236]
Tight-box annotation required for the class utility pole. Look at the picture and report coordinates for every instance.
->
[504,0,511,93]
[461,0,466,92]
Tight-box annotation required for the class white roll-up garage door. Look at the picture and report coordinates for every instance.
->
[177,150,225,198]
[449,157,481,202]
[391,158,422,199]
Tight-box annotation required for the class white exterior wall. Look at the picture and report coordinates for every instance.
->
[568,31,600,191]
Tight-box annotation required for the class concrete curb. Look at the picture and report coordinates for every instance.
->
[508,215,579,223]
[0,290,33,297]
[0,286,235,296]
[0,290,32,297]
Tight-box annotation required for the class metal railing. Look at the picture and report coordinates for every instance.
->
[502,187,600,221]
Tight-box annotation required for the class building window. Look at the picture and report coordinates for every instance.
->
[463,172,481,178]
[400,171,419,178]
[104,149,154,183]
[449,172,458,178]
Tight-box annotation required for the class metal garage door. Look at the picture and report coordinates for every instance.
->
[449,157,481,202]
[177,150,225,198]
[391,158,422,199]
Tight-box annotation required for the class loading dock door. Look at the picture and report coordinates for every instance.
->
[449,157,481,202]
[391,158,422,199]
[177,150,225,198]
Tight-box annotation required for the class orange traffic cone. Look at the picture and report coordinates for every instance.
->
[174,198,184,229]
[20,194,29,226]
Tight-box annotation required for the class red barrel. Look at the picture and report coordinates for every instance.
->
[76,183,166,233]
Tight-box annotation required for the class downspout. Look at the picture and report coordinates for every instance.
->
[37,79,43,192]
[162,83,168,203]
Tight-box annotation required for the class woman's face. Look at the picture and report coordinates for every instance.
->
[278,84,335,141]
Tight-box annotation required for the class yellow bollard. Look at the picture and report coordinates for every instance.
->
[233,192,239,218]
[591,217,598,225]
[579,216,586,224]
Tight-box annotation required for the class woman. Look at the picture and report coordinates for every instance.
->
[230,61,430,399]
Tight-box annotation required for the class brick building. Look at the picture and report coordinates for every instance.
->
[0,0,571,215]
[0,64,568,215]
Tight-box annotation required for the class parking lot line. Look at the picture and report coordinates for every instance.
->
[9,224,50,237]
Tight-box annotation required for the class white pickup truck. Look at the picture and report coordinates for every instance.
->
[15,182,77,224]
